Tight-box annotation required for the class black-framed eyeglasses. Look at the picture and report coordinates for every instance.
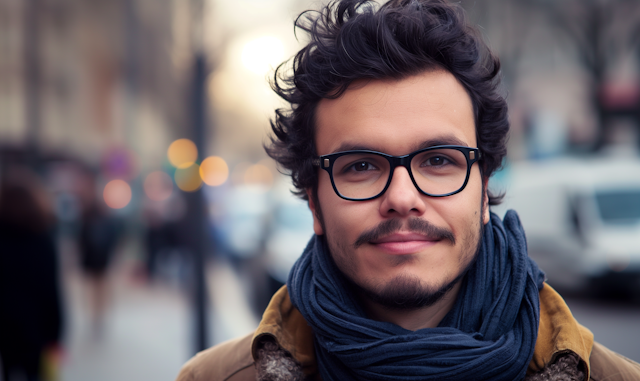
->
[312,145,481,201]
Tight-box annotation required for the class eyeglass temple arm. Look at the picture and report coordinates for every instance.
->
[312,158,331,168]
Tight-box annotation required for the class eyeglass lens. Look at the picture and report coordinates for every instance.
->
[331,148,468,199]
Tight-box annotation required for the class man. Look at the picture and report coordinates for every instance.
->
[177,0,640,380]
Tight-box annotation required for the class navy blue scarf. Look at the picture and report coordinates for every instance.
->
[287,210,545,381]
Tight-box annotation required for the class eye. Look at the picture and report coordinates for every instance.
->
[350,161,377,171]
[423,155,451,167]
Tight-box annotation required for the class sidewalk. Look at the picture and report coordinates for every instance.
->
[60,263,190,381]
[60,256,258,381]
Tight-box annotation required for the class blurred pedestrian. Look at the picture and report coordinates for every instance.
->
[77,178,121,340]
[0,167,64,381]
[142,193,186,285]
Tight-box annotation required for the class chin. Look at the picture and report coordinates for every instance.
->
[352,273,459,311]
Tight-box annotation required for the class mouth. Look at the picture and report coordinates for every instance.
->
[369,233,440,255]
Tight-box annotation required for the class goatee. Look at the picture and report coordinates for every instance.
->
[332,215,484,311]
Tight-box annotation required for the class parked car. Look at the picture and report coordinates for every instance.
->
[491,157,640,295]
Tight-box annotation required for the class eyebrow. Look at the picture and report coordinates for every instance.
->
[332,136,471,154]
[414,137,470,150]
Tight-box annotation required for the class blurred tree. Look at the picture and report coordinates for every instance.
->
[462,0,640,152]
[541,0,640,150]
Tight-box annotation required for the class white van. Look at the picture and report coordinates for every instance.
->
[491,157,640,294]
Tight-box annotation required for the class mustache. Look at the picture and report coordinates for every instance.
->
[353,218,456,249]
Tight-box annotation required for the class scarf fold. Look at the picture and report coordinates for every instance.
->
[287,210,545,381]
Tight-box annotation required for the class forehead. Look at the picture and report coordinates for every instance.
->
[314,70,476,156]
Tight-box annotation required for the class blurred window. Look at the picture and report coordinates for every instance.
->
[595,189,640,224]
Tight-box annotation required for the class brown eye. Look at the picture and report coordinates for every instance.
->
[424,156,451,167]
[429,157,444,166]
[354,161,372,171]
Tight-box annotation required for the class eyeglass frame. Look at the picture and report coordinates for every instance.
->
[311,145,482,201]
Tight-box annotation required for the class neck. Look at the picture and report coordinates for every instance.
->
[360,280,462,331]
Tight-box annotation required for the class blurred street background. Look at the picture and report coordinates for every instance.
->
[0,0,639,380]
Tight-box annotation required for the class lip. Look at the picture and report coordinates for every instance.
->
[370,233,439,255]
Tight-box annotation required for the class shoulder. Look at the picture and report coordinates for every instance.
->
[175,332,256,381]
[589,341,640,381]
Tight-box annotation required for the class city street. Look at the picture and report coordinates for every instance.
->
[2,0,640,379]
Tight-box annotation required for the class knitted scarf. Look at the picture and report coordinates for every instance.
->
[287,210,545,381]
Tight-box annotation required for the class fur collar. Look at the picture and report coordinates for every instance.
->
[255,339,305,381]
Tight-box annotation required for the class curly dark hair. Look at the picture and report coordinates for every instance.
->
[265,0,508,205]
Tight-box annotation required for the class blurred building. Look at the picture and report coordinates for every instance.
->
[0,0,202,171]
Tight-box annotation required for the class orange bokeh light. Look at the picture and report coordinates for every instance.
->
[103,179,132,209]
[175,163,203,192]
[200,156,229,186]
[144,171,173,201]
[167,138,198,168]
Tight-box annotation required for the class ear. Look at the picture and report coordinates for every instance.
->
[482,179,490,225]
[306,189,324,235]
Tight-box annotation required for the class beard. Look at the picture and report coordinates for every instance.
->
[342,236,481,310]
[316,195,486,312]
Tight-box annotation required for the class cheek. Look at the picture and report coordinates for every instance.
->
[436,183,484,236]
[321,196,369,241]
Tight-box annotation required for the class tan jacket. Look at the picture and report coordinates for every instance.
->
[176,285,640,381]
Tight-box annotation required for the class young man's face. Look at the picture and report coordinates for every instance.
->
[309,70,490,310]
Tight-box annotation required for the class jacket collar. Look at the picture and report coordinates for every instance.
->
[252,283,594,380]
[528,284,594,380]
[252,286,317,376]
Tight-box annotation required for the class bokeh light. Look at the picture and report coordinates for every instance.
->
[144,171,173,201]
[175,163,202,192]
[103,179,132,209]
[200,156,229,186]
[241,36,284,75]
[244,163,273,187]
[167,139,198,168]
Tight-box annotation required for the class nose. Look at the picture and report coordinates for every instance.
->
[379,166,427,218]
